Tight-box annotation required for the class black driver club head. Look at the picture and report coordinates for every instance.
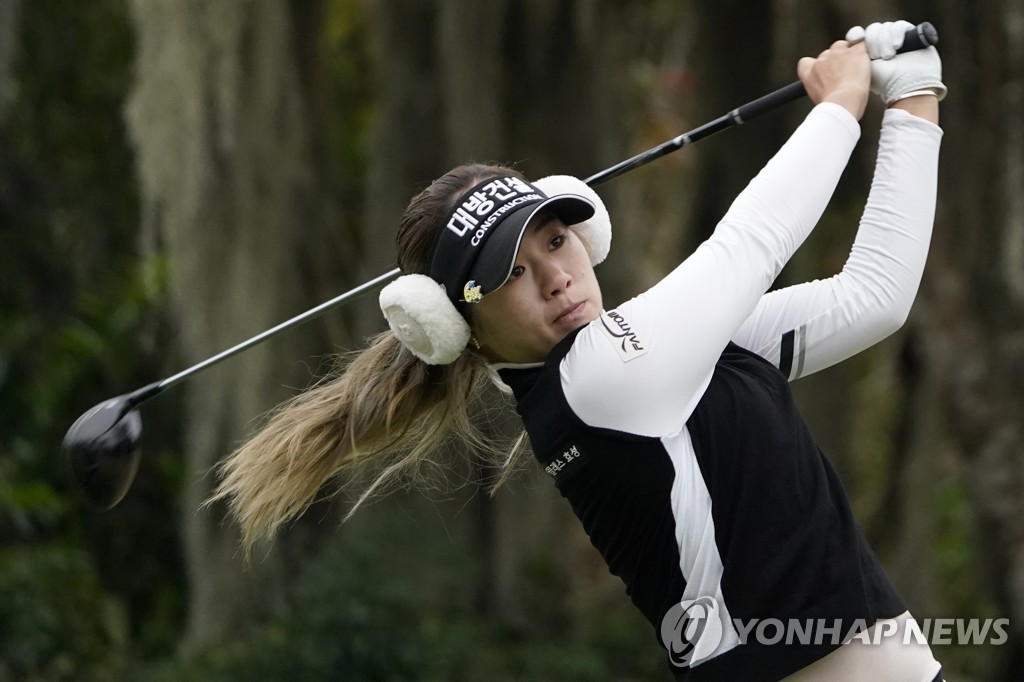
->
[63,395,143,510]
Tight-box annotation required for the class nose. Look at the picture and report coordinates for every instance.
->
[541,261,572,300]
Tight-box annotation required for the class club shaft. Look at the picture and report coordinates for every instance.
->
[585,81,806,187]
[155,268,401,393]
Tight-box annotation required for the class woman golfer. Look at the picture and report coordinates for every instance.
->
[213,20,945,681]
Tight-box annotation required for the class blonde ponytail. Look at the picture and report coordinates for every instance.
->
[209,330,500,554]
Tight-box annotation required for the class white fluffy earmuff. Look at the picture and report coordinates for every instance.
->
[533,175,612,266]
[379,274,470,365]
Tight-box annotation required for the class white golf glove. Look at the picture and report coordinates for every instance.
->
[846,21,947,105]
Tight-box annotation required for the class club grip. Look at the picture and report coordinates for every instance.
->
[897,22,939,54]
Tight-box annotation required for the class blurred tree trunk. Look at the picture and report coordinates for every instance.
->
[358,0,442,329]
[0,0,19,126]
[911,1,1024,678]
[125,0,336,651]
[689,0,778,234]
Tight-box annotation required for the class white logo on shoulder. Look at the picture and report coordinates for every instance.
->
[599,310,648,362]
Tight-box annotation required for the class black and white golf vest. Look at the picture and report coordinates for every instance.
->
[499,336,905,680]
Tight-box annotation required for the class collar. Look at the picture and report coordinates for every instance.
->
[494,327,586,403]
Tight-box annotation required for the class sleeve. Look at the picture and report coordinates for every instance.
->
[558,102,862,438]
[730,107,943,380]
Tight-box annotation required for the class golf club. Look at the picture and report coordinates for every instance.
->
[63,22,939,510]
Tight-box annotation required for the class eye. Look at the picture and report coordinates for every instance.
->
[550,233,565,250]
[509,265,525,280]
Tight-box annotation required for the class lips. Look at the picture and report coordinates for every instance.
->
[555,301,585,323]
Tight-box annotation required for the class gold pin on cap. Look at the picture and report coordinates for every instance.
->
[462,281,483,303]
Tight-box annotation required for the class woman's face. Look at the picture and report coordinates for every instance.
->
[470,214,603,364]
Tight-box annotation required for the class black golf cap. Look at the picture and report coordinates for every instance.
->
[428,176,595,305]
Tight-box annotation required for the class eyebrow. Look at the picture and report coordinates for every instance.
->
[529,212,559,233]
